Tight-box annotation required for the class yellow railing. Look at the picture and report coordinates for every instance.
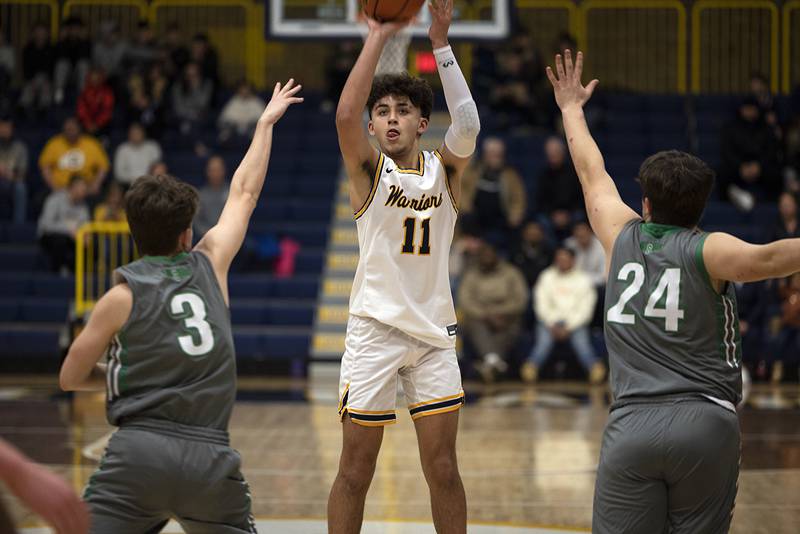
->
[784,0,800,93]
[75,222,138,315]
[579,0,686,93]
[0,0,59,47]
[691,0,780,94]
[63,0,148,37]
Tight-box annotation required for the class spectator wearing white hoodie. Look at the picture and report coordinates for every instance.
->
[113,122,162,185]
[218,81,265,141]
[522,247,606,384]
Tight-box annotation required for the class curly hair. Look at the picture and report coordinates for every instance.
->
[125,174,199,256]
[367,73,434,119]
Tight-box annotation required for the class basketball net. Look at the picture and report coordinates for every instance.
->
[375,31,412,75]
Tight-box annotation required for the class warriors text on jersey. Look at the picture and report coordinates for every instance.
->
[107,251,236,430]
[349,151,458,349]
[604,220,743,407]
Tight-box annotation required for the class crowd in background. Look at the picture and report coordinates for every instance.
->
[2,19,800,384]
[0,17,269,274]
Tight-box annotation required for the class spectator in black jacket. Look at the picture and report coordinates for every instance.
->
[20,23,54,115]
[535,136,583,242]
[720,97,783,211]
[510,221,553,290]
[54,16,91,105]
[768,191,800,242]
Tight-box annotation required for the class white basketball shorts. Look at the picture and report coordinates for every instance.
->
[338,314,464,427]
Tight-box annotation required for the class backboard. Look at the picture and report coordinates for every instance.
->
[267,0,509,39]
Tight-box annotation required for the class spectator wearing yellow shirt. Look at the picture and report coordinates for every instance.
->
[38,116,109,194]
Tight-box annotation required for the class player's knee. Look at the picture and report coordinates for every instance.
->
[424,451,461,489]
[337,462,375,495]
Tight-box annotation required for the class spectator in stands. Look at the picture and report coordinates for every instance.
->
[20,23,54,116]
[522,247,606,384]
[553,31,578,55]
[54,16,91,105]
[720,96,782,212]
[93,181,125,222]
[767,191,800,241]
[0,27,14,102]
[190,33,219,89]
[768,273,800,383]
[458,242,528,382]
[736,281,769,380]
[0,117,29,223]
[488,44,537,132]
[37,175,90,273]
[193,156,228,237]
[125,62,169,139]
[148,160,168,176]
[161,23,190,79]
[172,62,213,134]
[564,221,605,288]
[323,41,359,113]
[39,117,109,194]
[535,136,583,242]
[218,81,266,141]
[113,123,162,186]
[510,220,553,289]
[76,66,115,137]
[460,137,527,241]
[125,21,157,74]
[92,21,128,83]
[749,73,779,132]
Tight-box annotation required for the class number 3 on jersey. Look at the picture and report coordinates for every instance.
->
[169,293,215,357]
[401,217,431,255]
[607,263,685,332]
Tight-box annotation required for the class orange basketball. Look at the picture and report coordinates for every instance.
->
[362,0,426,22]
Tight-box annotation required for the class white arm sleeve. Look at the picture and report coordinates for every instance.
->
[434,45,480,158]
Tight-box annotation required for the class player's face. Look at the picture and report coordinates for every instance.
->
[369,95,428,156]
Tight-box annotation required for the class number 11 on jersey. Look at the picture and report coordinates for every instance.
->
[402,217,431,255]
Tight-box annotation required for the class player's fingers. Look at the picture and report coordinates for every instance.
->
[555,54,565,80]
[564,49,573,77]
[586,79,600,97]
[272,82,281,97]
[575,51,584,78]
[289,97,304,104]
[545,66,558,86]
[282,78,295,92]
[285,83,302,96]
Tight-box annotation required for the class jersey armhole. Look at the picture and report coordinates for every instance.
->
[433,150,459,214]
[354,153,384,220]
[193,250,231,312]
[609,218,642,266]
[110,269,136,335]
[694,233,724,294]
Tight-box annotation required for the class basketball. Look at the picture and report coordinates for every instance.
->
[362,0,426,22]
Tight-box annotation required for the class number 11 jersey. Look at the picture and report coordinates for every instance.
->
[604,219,742,406]
[349,151,458,349]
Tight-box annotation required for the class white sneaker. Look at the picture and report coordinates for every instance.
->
[485,352,508,373]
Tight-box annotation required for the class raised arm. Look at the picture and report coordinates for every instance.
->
[429,0,480,204]
[194,79,302,300]
[703,232,800,284]
[546,51,638,255]
[336,19,405,212]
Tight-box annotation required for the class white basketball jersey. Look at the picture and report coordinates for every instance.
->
[349,151,458,349]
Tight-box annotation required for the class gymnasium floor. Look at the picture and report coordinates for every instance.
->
[2,377,799,533]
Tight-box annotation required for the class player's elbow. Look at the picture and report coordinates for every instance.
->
[335,105,361,128]
[59,367,77,392]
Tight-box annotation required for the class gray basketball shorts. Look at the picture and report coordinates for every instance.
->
[593,398,740,534]
[84,424,257,534]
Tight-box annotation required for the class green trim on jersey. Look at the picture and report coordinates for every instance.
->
[694,233,713,289]
[142,252,190,264]
[641,222,683,239]
[118,331,129,394]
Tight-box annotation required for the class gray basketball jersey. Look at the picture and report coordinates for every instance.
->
[106,251,236,430]
[604,220,742,405]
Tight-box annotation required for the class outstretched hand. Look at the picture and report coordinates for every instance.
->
[428,0,452,48]
[366,16,411,40]
[546,50,599,111]
[260,79,303,125]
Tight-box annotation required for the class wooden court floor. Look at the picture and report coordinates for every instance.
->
[1,377,799,533]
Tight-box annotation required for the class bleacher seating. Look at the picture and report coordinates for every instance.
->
[0,95,338,372]
[0,91,784,372]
